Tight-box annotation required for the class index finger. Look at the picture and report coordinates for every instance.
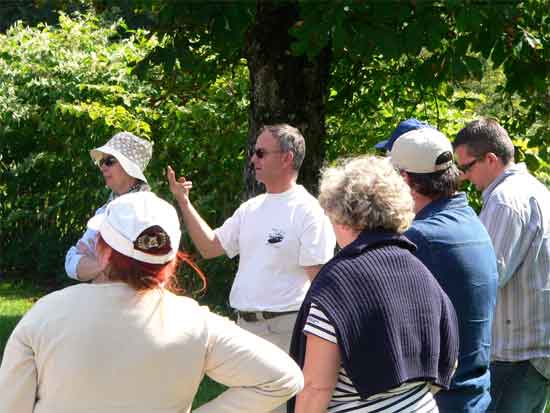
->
[166,165,177,183]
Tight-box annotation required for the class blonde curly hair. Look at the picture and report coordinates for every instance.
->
[319,155,414,234]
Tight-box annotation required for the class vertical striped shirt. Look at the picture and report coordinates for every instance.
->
[480,163,550,378]
[304,303,438,413]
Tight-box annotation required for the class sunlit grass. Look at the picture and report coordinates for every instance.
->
[0,279,42,356]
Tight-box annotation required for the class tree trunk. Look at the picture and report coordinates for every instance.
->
[243,0,331,199]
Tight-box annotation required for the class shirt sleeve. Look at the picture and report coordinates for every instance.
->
[303,303,337,344]
[195,311,303,413]
[480,201,532,287]
[64,204,106,280]
[0,317,38,413]
[298,211,335,267]
[213,206,243,259]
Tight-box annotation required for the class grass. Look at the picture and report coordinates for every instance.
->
[0,278,225,408]
[0,279,43,356]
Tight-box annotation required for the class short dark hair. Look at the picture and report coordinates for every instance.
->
[406,161,460,200]
[454,117,514,165]
[262,124,306,171]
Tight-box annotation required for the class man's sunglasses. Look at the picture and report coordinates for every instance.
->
[98,155,118,167]
[456,157,481,174]
[253,148,283,159]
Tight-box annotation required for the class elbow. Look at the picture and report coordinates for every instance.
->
[201,249,218,259]
[287,364,305,397]
[198,238,224,259]
[269,361,304,401]
[64,252,79,280]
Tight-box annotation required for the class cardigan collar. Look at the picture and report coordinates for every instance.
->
[338,229,416,258]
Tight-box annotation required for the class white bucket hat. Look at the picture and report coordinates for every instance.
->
[90,132,153,183]
[390,128,453,173]
[87,192,181,264]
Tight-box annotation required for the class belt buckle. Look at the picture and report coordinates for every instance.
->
[262,311,276,320]
[239,311,259,322]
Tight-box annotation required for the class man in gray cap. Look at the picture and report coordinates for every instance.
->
[386,124,498,412]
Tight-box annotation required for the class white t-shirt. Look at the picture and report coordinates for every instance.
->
[214,185,335,312]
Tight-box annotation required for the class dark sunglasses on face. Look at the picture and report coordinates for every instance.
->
[456,158,481,174]
[98,155,118,167]
[253,148,283,159]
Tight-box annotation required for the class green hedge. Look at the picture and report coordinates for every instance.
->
[0,14,246,304]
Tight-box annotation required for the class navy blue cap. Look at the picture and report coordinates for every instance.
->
[375,118,431,151]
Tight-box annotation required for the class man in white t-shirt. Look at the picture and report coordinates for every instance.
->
[167,124,335,356]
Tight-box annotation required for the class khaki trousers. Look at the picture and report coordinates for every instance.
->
[238,312,298,413]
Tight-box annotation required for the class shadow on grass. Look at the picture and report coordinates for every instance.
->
[0,275,66,300]
[192,376,227,409]
[0,314,25,362]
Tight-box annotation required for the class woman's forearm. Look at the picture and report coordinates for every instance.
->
[295,383,333,413]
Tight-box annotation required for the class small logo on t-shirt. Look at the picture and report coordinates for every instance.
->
[267,229,285,244]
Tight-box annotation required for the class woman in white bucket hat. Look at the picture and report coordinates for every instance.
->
[65,132,153,282]
[0,192,303,412]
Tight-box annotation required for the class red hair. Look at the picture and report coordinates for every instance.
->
[97,235,206,294]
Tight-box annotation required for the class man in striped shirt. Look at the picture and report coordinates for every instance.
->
[454,117,550,413]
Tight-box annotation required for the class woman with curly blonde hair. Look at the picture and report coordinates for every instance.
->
[289,156,459,413]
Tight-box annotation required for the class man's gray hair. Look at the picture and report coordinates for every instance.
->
[262,124,306,171]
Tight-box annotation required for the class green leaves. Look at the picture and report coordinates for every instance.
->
[0,12,248,286]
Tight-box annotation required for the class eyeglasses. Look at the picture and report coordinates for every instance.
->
[98,155,118,167]
[253,148,283,159]
[456,158,481,173]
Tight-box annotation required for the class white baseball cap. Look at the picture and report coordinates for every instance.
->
[390,128,453,173]
[88,192,181,264]
[90,132,153,183]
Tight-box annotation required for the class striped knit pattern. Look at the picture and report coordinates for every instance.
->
[305,303,438,412]
[289,231,459,406]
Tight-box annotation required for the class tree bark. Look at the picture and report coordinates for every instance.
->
[243,0,331,199]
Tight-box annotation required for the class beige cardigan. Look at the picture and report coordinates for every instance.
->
[0,283,303,412]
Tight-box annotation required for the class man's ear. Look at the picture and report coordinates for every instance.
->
[486,152,499,165]
[283,150,295,168]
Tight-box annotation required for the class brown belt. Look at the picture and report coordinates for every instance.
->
[237,310,298,322]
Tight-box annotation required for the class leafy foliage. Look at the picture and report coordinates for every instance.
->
[0,3,548,304]
[1,13,153,276]
[95,0,548,175]
[0,13,247,302]
[292,0,548,143]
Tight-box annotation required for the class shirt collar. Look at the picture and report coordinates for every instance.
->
[414,193,468,221]
[108,181,150,202]
[482,163,527,204]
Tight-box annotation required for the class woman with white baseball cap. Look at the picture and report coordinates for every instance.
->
[0,192,303,412]
[65,131,153,282]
